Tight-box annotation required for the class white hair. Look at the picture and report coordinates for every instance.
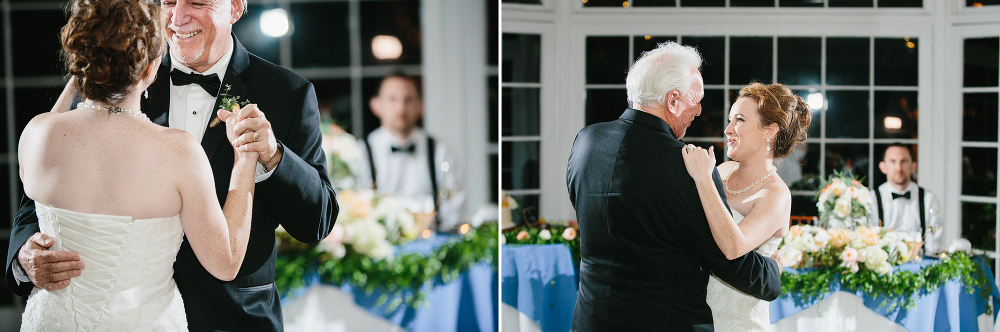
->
[625,42,703,108]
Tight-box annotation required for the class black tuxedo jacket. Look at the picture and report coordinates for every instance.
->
[566,108,781,332]
[5,35,338,331]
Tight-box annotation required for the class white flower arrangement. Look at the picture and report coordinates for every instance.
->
[316,190,421,261]
[321,123,366,191]
[816,172,872,229]
[780,224,915,275]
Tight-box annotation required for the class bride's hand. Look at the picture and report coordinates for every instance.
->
[218,109,259,160]
[681,144,716,182]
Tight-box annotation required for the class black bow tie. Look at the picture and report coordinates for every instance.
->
[170,69,221,97]
[391,144,416,154]
[891,192,911,200]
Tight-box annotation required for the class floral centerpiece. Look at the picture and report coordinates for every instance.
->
[816,171,872,229]
[316,190,423,261]
[779,225,993,313]
[780,225,911,275]
[273,121,496,309]
[321,123,365,191]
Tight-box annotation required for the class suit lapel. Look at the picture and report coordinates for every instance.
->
[202,34,253,161]
[143,58,172,127]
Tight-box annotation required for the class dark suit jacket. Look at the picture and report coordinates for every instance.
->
[566,108,781,332]
[5,34,339,331]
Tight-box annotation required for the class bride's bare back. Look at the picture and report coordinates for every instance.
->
[20,108,190,219]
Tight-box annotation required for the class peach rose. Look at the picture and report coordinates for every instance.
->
[841,247,859,263]
[828,229,852,248]
[789,225,803,238]
[516,231,529,241]
[562,228,578,241]
[863,231,880,246]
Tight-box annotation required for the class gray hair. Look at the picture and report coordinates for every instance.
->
[625,42,703,108]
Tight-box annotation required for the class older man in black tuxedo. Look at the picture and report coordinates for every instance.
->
[6,0,338,330]
[566,41,782,331]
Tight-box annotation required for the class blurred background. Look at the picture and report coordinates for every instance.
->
[0,0,498,329]
[502,0,998,275]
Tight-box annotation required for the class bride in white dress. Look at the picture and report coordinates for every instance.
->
[17,0,258,330]
[681,82,812,331]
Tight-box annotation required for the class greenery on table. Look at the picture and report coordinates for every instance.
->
[275,223,498,310]
[503,223,581,263]
[781,252,994,314]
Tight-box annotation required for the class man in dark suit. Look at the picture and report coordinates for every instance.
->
[566,41,782,331]
[5,0,338,330]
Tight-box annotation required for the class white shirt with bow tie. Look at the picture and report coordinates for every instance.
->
[357,127,466,231]
[868,181,943,254]
[169,40,272,182]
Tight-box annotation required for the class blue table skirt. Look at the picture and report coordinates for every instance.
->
[282,234,498,332]
[770,258,1000,331]
[501,244,577,332]
[502,243,999,332]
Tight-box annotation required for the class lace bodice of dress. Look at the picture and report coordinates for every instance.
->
[21,202,188,331]
[706,210,782,332]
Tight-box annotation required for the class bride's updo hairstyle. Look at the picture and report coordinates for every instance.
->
[60,0,164,105]
[737,82,812,159]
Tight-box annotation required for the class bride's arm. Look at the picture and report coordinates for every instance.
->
[682,146,789,260]
[49,77,77,113]
[174,111,259,281]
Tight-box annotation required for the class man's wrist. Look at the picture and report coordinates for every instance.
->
[12,260,30,284]
[262,144,283,171]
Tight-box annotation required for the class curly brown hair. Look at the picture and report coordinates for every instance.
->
[60,0,164,105]
[737,82,813,159]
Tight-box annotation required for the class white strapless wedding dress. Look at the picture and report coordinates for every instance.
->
[706,210,782,332]
[20,202,188,331]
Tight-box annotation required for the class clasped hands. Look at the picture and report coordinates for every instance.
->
[217,104,282,170]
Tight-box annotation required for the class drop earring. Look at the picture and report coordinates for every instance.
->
[144,89,149,99]
[765,138,771,152]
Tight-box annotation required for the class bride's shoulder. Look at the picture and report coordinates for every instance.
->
[154,128,201,157]
[760,177,791,199]
[717,161,738,175]
[20,111,66,139]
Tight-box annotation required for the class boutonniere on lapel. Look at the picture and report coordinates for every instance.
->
[210,84,251,128]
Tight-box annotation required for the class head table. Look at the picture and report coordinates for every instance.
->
[281,233,498,332]
[502,243,999,332]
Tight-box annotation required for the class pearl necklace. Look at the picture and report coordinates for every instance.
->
[78,102,148,121]
[724,165,776,195]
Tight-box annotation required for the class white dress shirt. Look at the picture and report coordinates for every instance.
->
[868,182,943,254]
[169,40,273,182]
[357,128,466,231]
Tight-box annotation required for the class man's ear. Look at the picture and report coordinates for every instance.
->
[369,96,381,117]
[664,90,681,114]
[911,161,918,174]
[231,0,245,23]
[878,161,888,175]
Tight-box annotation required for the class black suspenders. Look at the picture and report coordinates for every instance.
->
[874,189,884,226]
[874,186,926,233]
[363,138,377,189]
[426,137,440,217]
[363,135,441,219]
[917,187,926,236]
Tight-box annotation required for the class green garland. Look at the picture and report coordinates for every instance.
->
[781,252,994,314]
[503,225,994,315]
[275,223,498,311]
[503,225,581,263]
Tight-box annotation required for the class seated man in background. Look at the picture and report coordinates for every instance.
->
[358,75,466,231]
[869,143,943,254]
